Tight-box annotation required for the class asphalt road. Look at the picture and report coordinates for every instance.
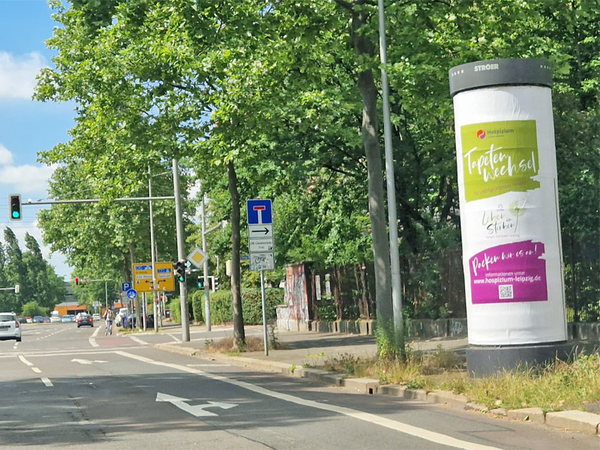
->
[1,323,597,450]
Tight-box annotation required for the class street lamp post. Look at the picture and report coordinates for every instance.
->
[378,0,403,334]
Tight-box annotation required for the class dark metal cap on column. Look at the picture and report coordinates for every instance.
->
[449,58,552,97]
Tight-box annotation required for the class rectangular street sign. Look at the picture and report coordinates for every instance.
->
[132,262,175,293]
[247,199,272,225]
[249,239,274,253]
[249,252,275,271]
[121,282,131,292]
[248,224,273,238]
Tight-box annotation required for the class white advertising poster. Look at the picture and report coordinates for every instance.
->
[453,85,567,345]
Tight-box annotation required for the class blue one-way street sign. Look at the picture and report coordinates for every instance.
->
[247,199,272,225]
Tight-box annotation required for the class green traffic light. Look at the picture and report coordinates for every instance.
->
[177,275,185,282]
[12,211,20,219]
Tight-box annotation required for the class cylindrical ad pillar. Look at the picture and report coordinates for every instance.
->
[449,59,569,375]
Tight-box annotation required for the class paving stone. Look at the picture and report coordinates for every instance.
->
[507,407,545,423]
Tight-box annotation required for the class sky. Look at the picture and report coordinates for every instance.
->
[0,0,76,279]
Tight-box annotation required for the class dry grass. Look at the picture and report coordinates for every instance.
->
[203,334,288,355]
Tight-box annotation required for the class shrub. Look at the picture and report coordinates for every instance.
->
[201,288,284,325]
[191,289,204,323]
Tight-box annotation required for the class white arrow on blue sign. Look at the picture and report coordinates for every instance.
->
[247,199,272,225]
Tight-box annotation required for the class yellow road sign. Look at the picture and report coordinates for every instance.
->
[132,262,175,293]
[187,247,207,268]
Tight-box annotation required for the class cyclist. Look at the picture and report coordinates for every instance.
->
[103,308,114,336]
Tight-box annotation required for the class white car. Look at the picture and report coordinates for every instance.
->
[50,316,61,323]
[92,313,101,322]
[0,312,22,342]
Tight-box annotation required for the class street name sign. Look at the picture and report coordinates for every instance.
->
[247,199,274,271]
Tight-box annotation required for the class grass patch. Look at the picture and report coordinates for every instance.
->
[203,334,288,354]
[320,345,600,412]
[448,353,600,411]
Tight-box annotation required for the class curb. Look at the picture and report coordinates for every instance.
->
[153,343,600,437]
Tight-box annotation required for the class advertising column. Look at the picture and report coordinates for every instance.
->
[449,59,570,375]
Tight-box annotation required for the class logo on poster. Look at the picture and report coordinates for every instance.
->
[476,129,486,139]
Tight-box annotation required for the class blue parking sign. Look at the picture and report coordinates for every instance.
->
[122,282,132,292]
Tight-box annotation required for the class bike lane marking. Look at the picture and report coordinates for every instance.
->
[89,327,100,348]
[116,351,501,450]
[18,355,53,387]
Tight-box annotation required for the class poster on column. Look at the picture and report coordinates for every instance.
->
[460,120,548,305]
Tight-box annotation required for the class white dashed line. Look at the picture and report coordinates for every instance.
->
[89,327,100,348]
[18,355,34,366]
[41,377,54,387]
[31,367,42,373]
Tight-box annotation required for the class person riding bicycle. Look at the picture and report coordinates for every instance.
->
[103,308,114,335]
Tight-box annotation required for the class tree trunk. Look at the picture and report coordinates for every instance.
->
[227,160,245,347]
[350,5,394,331]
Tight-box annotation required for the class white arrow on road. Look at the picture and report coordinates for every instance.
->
[156,392,237,417]
[71,359,107,365]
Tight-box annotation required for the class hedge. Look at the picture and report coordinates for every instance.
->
[200,288,284,325]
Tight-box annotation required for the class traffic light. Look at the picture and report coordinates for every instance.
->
[9,194,21,221]
[174,261,186,282]
[214,277,219,290]
[197,276,203,288]
[75,277,80,286]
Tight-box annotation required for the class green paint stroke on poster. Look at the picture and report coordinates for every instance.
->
[461,120,540,201]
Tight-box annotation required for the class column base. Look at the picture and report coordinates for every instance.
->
[466,341,574,378]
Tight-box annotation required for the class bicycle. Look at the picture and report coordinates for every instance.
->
[105,319,113,336]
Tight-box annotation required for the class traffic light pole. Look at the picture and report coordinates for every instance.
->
[173,159,190,342]
[149,166,159,333]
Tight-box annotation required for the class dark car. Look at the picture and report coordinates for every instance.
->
[33,316,44,324]
[76,313,94,328]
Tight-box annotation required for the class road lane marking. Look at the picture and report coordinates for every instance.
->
[71,359,107,365]
[156,392,237,417]
[18,355,34,366]
[186,364,230,367]
[41,377,54,387]
[168,334,181,343]
[117,351,501,450]
[89,327,100,348]
[31,367,42,373]
[129,336,148,346]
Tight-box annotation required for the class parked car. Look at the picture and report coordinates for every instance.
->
[0,312,22,341]
[25,317,32,323]
[61,315,72,323]
[50,315,61,323]
[76,313,93,328]
[92,313,101,322]
[43,317,50,323]
[33,316,44,324]
[17,317,26,324]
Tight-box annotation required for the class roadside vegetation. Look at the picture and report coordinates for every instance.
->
[319,346,600,413]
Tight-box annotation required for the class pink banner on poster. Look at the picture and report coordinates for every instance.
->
[469,240,547,304]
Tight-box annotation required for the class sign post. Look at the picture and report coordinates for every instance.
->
[247,199,274,356]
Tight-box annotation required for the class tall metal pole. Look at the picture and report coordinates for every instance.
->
[148,166,158,332]
[201,192,211,331]
[378,0,403,334]
[104,281,108,312]
[260,270,268,356]
[173,159,190,341]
